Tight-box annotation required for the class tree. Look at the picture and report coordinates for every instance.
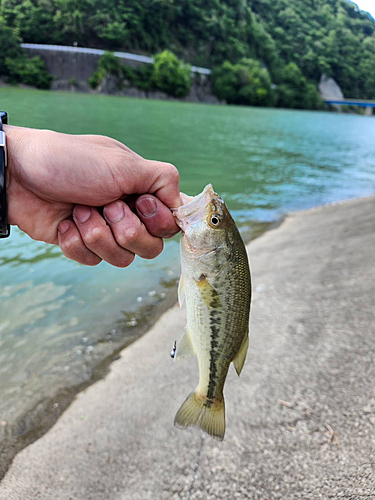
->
[213,58,273,106]
[2,0,375,106]
[89,50,191,97]
[6,55,53,88]
[276,62,323,109]
[152,50,191,98]
[0,16,52,88]
[0,16,22,75]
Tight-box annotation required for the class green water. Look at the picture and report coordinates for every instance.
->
[1,87,375,432]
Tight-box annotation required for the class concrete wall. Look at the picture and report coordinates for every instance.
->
[22,44,211,83]
[22,44,219,103]
[23,48,142,83]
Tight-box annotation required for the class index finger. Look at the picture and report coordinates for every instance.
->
[145,160,182,209]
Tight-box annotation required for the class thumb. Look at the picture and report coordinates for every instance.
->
[145,160,182,209]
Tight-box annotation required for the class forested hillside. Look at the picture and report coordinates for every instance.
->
[1,0,375,101]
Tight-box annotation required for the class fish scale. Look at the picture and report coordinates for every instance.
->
[172,184,251,440]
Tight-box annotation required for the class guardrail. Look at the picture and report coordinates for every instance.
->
[21,43,212,75]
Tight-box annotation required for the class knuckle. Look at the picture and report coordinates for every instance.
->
[118,226,140,247]
[61,235,81,253]
[96,135,120,149]
[165,163,179,182]
[84,227,104,246]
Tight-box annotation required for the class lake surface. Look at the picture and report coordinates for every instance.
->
[1,87,375,445]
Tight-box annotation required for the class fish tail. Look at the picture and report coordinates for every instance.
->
[174,390,225,441]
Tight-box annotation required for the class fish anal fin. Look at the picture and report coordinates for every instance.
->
[175,328,195,360]
[178,274,185,307]
[233,333,249,376]
[195,275,221,309]
[174,390,225,441]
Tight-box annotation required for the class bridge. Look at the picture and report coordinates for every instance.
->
[325,98,375,108]
[324,98,375,115]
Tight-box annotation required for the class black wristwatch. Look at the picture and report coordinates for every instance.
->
[0,111,10,238]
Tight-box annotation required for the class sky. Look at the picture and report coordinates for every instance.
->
[352,0,375,18]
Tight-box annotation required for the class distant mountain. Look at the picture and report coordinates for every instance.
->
[1,0,375,98]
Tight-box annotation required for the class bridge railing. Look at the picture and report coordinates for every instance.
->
[325,98,375,108]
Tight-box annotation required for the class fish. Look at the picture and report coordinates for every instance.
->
[171,184,251,441]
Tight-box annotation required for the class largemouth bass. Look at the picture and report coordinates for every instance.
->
[172,184,251,441]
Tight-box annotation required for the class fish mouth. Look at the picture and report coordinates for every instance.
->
[172,184,218,231]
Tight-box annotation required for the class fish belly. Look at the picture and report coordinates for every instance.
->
[185,276,237,401]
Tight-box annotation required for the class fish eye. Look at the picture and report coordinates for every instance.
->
[210,214,222,227]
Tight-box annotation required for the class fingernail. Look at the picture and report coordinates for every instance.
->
[137,197,157,217]
[104,202,124,223]
[58,220,71,234]
[74,205,91,223]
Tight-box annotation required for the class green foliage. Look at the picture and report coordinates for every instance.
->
[2,0,375,103]
[304,83,324,110]
[275,63,323,109]
[276,62,323,110]
[89,50,190,96]
[0,15,52,88]
[213,59,273,107]
[127,64,154,92]
[152,50,191,98]
[0,16,23,75]
[98,51,123,78]
[89,51,124,89]
[68,77,78,87]
[6,55,53,89]
[213,62,239,104]
[88,69,103,89]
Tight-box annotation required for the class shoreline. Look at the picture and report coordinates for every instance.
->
[0,217,277,481]
[1,193,374,498]
[0,83,364,114]
[0,285,178,481]
[1,193,374,492]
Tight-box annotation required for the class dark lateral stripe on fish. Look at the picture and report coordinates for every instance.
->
[210,293,220,309]
[207,311,221,400]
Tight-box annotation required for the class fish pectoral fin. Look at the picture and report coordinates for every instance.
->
[175,328,195,360]
[178,274,185,307]
[195,275,221,309]
[233,333,249,376]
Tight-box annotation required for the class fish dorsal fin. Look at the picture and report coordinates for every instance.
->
[175,328,195,360]
[233,333,249,376]
[178,274,185,307]
[195,275,221,309]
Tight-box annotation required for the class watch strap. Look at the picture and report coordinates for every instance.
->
[0,111,10,238]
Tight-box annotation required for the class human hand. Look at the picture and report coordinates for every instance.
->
[5,125,181,266]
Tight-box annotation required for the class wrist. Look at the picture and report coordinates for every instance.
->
[3,125,32,226]
[4,125,28,184]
